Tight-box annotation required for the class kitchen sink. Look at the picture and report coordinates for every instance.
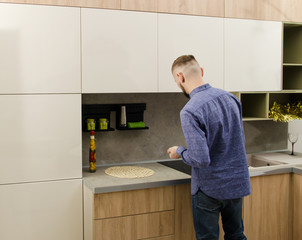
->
[160,155,286,174]
[247,154,286,168]
[160,160,191,175]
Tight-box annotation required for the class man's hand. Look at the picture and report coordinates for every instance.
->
[167,146,181,159]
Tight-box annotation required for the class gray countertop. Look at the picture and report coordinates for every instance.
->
[83,162,191,194]
[83,152,302,194]
[249,152,302,176]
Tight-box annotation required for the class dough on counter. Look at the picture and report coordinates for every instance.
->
[105,166,154,179]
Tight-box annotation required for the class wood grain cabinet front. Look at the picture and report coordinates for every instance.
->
[293,174,302,240]
[84,185,176,240]
[94,186,175,219]
[157,0,224,17]
[225,0,302,22]
[94,211,175,240]
[121,0,157,12]
[243,174,291,240]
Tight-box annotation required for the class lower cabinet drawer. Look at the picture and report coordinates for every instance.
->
[94,210,175,240]
[94,186,175,219]
[144,236,175,240]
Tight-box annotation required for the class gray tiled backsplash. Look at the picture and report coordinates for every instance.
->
[82,93,288,167]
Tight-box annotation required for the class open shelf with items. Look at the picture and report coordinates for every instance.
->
[228,23,302,122]
[231,91,302,121]
[82,103,148,132]
[115,103,149,130]
[283,23,302,90]
[82,104,115,132]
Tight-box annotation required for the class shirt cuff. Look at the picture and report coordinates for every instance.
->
[176,146,187,158]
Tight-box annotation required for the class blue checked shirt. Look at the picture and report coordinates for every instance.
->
[176,84,251,200]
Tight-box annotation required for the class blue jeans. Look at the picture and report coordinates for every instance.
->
[192,190,247,240]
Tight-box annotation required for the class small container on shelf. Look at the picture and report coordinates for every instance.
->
[99,118,109,130]
[86,119,96,131]
[119,106,127,128]
[82,104,115,132]
[115,103,148,130]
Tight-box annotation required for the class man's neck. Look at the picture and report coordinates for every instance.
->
[187,80,206,95]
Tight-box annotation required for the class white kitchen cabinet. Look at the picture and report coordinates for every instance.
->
[158,14,224,92]
[0,3,81,94]
[0,179,83,240]
[224,18,282,92]
[0,94,82,184]
[82,9,157,93]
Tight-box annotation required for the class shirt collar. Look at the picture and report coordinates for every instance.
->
[189,83,211,98]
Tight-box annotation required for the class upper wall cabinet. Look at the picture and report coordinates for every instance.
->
[0,3,81,94]
[158,14,224,92]
[82,9,158,93]
[224,18,282,92]
[0,94,82,184]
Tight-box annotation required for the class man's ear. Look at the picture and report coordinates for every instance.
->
[200,67,204,77]
[177,72,185,83]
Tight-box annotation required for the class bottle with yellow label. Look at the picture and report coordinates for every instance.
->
[89,131,96,173]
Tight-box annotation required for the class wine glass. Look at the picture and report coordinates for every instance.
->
[288,133,299,155]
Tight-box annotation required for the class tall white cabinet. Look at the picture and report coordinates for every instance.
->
[158,14,224,92]
[0,3,82,240]
[0,180,83,240]
[0,3,81,94]
[81,8,158,93]
[224,18,282,92]
[0,94,82,184]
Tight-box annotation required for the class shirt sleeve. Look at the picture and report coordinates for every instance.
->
[177,109,211,168]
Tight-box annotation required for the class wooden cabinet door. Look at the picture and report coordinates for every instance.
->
[175,184,196,240]
[94,186,175,219]
[158,14,224,92]
[243,174,291,240]
[94,211,174,240]
[225,0,302,22]
[82,9,157,93]
[145,236,175,240]
[121,0,157,12]
[175,184,225,240]
[224,18,282,92]
[0,94,82,184]
[0,179,83,240]
[293,174,302,240]
[0,3,81,94]
[157,0,224,17]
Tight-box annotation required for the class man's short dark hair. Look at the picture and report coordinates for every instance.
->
[171,55,197,72]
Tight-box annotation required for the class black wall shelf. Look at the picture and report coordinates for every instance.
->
[82,103,148,132]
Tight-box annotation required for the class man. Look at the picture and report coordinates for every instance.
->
[167,55,251,240]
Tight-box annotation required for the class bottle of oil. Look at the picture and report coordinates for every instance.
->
[89,131,96,173]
